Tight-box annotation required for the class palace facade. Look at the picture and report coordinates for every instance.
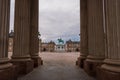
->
[66,40,80,52]
[40,41,55,52]
[8,30,14,52]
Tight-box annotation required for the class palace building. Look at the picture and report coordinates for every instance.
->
[66,40,80,52]
[8,30,14,52]
[41,41,55,52]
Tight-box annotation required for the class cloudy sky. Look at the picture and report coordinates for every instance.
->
[10,0,80,43]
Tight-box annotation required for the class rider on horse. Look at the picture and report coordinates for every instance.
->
[57,38,64,44]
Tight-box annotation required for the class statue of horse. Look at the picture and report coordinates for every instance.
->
[57,38,64,44]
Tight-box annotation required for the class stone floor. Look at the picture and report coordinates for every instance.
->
[17,52,95,80]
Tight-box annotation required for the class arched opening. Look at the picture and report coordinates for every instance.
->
[43,48,47,52]
[39,0,80,67]
[8,0,80,62]
[7,0,100,79]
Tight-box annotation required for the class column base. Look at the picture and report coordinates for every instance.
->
[11,59,34,75]
[31,57,43,67]
[76,56,86,68]
[97,66,120,80]
[97,59,120,80]
[84,59,103,77]
[0,63,17,80]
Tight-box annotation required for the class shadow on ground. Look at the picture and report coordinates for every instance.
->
[18,52,96,80]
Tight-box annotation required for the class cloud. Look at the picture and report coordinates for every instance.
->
[39,0,80,42]
[10,0,15,31]
[10,0,80,42]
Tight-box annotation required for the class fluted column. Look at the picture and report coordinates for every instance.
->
[84,0,105,76]
[0,0,15,80]
[30,0,42,67]
[12,0,33,74]
[98,0,120,80]
[76,0,88,68]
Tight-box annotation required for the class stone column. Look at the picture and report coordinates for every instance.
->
[76,0,88,68]
[0,0,15,80]
[98,0,120,80]
[30,0,43,67]
[12,0,34,74]
[84,0,105,76]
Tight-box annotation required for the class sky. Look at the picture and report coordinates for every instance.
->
[10,0,80,43]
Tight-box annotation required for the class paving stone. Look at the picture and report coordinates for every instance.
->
[18,52,96,80]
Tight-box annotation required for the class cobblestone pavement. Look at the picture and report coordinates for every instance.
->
[18,52,96,80]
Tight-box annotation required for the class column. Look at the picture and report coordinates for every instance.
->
[98,0,120,80]
[12,0,34,74]
[84,0,105,76]
[30,0,43,67]
[76,0,88,68]
[0,0,15,80]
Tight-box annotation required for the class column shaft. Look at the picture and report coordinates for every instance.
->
[30,0,42,67]
[0,0,10,59]
[0,0,15,80]
[76,0,88,68]
[12,0,33,74]
[84,0,105,76]
[98,0,120,80]
[13,0,31,58]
